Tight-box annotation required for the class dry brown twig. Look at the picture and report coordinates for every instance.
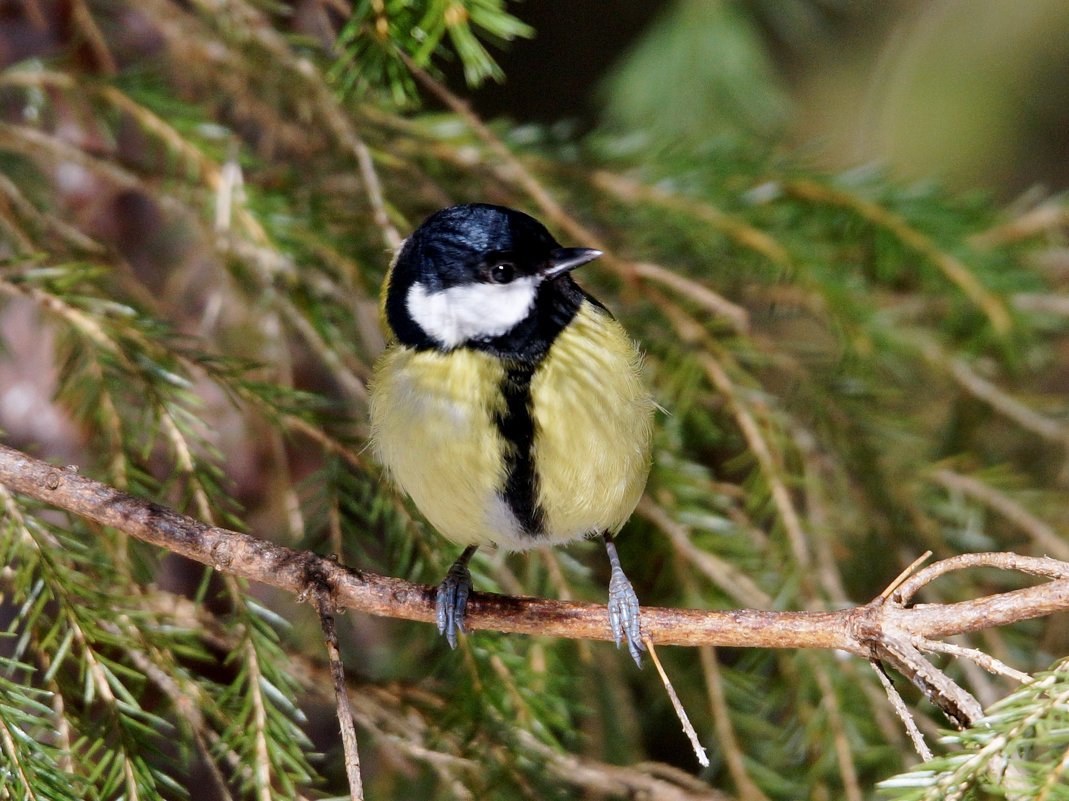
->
[645,637,710,768]
[2,442,1068,753]
[309,588,365,801]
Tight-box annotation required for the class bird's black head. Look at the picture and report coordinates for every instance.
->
[384,204,602,359]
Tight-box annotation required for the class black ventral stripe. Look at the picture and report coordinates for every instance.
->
[495,363,544,536]
[483,275,589,537]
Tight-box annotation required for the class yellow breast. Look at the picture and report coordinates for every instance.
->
[530,303,654,543]
[369,301,654,551]
[369,347,512,547]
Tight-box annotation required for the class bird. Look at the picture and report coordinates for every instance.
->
[369,203,654,665]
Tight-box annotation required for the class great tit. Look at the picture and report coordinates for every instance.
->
[369,204,654,665]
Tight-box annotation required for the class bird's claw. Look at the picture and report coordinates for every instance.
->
[608,565,644,667]
[436,559,473,649]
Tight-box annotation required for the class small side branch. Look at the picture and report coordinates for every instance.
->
[871,661,933,762]
[645,638,709,767]
[311,587,364,801]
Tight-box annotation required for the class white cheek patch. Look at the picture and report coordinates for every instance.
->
[407,278,539,348]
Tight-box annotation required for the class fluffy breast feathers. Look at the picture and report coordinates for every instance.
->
[528,305,653,542]
[369,301,654,551]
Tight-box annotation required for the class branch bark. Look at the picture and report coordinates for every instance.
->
[2,442,1068,661]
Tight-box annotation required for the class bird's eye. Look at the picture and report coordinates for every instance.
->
[489,262,516,284]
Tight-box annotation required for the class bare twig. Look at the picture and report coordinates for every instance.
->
[645,638,709,767]
[871,661,933,762]
[880,551,933,600]
[311,590,365,801]
[915,638,1031,684]
[891,552,1069,606]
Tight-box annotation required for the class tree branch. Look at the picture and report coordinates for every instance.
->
[1,442,1067,664]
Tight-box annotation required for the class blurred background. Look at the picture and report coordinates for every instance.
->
[5,0,1069,198]
[3,1,1069,799]
[460,0,1069,197]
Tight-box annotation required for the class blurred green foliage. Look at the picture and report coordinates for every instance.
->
[0,2,1067,801]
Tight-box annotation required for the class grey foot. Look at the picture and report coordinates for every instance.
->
[436,559,473,649]
[608,565,645,667]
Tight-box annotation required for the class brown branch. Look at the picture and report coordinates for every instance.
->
[1,442,1068,666]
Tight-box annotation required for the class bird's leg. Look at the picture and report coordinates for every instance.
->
[603,533,644,667]
[436,545,478,648]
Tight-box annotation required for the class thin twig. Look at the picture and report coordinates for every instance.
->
[312,591,365,801]
[892,552,1069,606]
[871,661,932,762]
[874,631,985,729]
[645,638,709,768]
[881,551,933,600]
[914,638,1031,684]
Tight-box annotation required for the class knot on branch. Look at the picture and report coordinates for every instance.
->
[298,550,341,615]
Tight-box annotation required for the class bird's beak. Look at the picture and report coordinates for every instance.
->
[542,247,603,279]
